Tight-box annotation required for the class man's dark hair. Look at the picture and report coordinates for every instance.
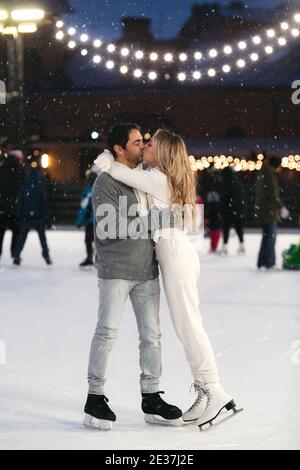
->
[107,123,141,158]
[268,155,282,169]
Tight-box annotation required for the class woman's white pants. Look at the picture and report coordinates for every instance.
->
[155,234,220,384]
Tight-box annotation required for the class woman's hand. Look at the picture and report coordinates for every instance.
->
[94,150,114,173]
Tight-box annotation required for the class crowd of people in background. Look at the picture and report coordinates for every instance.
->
[201,155,289,269]
[0,140,295,271]
[0,141,52,266]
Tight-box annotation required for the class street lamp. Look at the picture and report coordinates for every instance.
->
[0,2,46,151]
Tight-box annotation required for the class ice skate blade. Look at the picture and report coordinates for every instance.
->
[144,414,184,427]
[199,406,244,432]
[83,414,113,431]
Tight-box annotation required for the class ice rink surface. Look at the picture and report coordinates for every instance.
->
[0,229,299,450]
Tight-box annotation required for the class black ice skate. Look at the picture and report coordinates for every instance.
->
[83,395,116,431]
[43,256,53,265]
[142,391,183,427]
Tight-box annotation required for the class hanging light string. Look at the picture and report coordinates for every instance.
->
[188,153,300,172]
[54,13,300,81]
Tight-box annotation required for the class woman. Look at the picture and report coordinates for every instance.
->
[95,129,239,428]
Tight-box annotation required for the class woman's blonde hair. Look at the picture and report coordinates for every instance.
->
[153,129,196,221]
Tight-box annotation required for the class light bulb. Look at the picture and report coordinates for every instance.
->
[120,65,128,74]
[193,71,201,79]
[93,39,102,48]
[224,45,233,54]
[178,72,186,81]
[107,44,116,53]
[121,47,129,56]
[223,64,231,73]
[93,55,101,64]
[133,69,143,78]
[106,60,114,69]
[209,49,218,58]
[194,51,203,60]
[148,71,157,80]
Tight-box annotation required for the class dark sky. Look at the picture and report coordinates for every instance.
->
[64,0,286,41]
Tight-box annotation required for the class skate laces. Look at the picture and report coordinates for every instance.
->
[187,383,205,411]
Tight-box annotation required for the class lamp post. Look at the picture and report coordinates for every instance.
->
[0,1,46,151]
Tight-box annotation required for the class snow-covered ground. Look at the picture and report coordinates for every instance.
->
[0,229,299,450]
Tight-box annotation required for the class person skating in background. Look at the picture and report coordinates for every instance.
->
[0,142,25,262]
[13,167,52,266]
[255,155,287,270]
[220,167,246,256]
[76,169,97,267]
[204,191,222,253]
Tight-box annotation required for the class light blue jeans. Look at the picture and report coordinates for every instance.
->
[88,277,161,395]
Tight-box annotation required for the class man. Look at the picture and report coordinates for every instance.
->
[84,123,182,430]
[0,142,25,262]
[255,155,283,269]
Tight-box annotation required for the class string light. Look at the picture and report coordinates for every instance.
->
[238,41,247,50]
[135,50,144,59]
[224,45,233,54]
[179,53,188,61]
[120,65,128,74]
[93,39,102,48]
[54,10,300,82]
[265,45,274,54]
[278,37,287,46]
[267,29,276,38]
[68,40,76,49]
[252,35,261,44]
[107,43,116,52]
[80,34,89,43]
[56,31,64,40]
[187,153,300,172]
[194,51,203,60]
[223,64,231,73]
[150,52,158,61]
[281,22,289,30]
[164,53,173,62]
[148,71,157,80]
[133,69,142,78]
[106,60,114,69]
[121,47,129,56]
[209,48,218,58]
[93,55,101,64]
[237,59,246,68]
